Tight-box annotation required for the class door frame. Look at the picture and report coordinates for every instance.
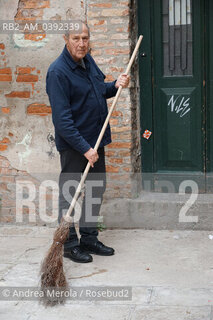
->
[138,0,154,173]
[206,0,213,172]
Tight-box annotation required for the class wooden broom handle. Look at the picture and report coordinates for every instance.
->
[65,35,143,220]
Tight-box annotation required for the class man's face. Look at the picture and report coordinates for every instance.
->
[64,24,90,62]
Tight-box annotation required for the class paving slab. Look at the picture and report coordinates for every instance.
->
[150,287,213,307]
[132,306,212,320]
[0,300,131,320]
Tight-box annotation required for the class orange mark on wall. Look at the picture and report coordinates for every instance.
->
[0,137,11,152]
[24,34,46,41]
[1,107,10,114]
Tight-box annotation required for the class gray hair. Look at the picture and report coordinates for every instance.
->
[64,20,90,39]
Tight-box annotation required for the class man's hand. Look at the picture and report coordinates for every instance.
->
[115,74,130,89]
[84,148,99,168]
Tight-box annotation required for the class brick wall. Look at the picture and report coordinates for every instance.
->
[87,0,141,199]
[0,0,141,224]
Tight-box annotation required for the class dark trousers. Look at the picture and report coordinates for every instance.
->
[58,147,106,250]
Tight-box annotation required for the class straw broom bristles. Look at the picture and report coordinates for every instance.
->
[39,218,71,306]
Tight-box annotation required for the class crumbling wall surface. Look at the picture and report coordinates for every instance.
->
[0,0,84,173]
[0,0,84,223]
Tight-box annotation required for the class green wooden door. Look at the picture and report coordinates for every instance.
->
[138,0,212,191]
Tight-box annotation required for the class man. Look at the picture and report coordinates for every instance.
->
[46,22,129,263]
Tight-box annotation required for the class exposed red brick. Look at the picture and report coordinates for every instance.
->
[90,26,108,33]
[89,3,112,8]
[19,0,50,9]
[123,167,130,172]
[15,16,37,23]
[0,138,10,144]
[94,20,105,26]
[27,103,52,116]
[0,167,18,175]
[106,48,130,55]
[105,74,115,81]
[112,34,128,40]
[110,174,129,180]
[120,1,129,5]
[1,176,15,183]
[111,110,123,117]
[107,142,131,149]
[16,67,32,74]
[106,165,120,173]
[94,57,116,65]
[15,9,43,21]
[119,133,131,140]
[105,150,116,157]
[109,118,118,125]
[91,49,102,56]
[108,158,123,164]
[111,126,131,133]
[111,133,118,140]
[5,91,30,98]
[110,18,126,24]
[16,74,38,82]
[0,68,12,74]
[116,27,125,32]
[24,34,46,41]
[118,150,131,157]
[1,107,10,114]
[109,67,124,73]
[101,8,129,16]
[0,74,12,81]
[0,145,8,151]
[1,197,17,207]
[89,19,107,26]
[0,182,9,192]
[90,41,114,48]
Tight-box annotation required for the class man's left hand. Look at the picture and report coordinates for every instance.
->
[115,74,130,89]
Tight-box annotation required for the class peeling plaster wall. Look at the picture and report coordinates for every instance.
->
[0,0,84,175]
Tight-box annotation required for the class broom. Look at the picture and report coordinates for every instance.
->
[39,35,143,306]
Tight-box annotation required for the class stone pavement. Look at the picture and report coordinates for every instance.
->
[0,225,213,320]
